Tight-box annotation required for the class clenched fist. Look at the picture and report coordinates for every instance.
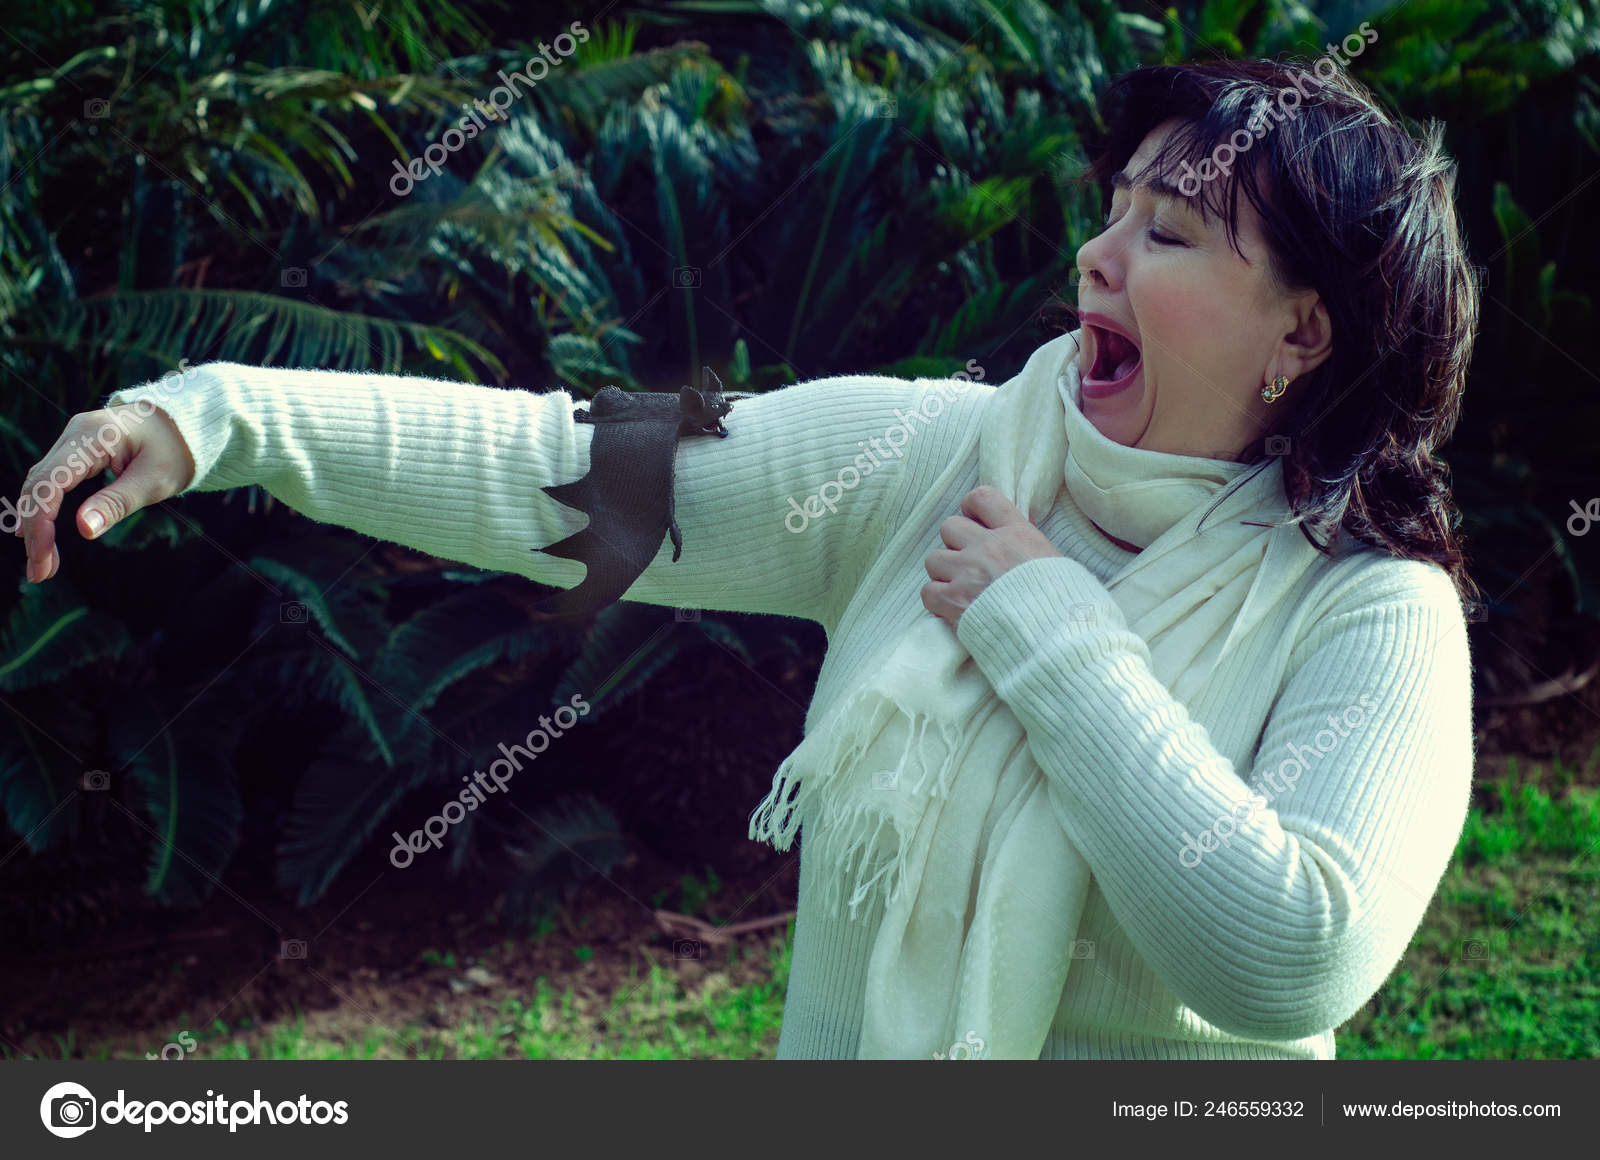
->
[11,402,195,583]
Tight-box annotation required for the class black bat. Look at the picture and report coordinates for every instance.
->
[529,366,751,616]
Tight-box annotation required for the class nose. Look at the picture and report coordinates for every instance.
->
[1076,222,1124,294]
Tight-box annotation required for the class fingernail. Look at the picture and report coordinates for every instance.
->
[84,509,103,536]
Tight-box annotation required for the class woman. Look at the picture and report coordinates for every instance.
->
[13,57,1478,1060]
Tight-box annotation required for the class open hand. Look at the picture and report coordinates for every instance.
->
[12,403,195,584]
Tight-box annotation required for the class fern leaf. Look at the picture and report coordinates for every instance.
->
[248,553,388,659]
[274,740,438,904]
[110,693,243,906]
[0,581,131,692]
[371,584,566,740]
[550,602,686,720]
[23,290,504,380]
[0,696,93,850]
[496,792,630,924]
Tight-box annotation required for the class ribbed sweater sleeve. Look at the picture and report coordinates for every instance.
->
[954,551,1475,1042]
[104,364,971,629]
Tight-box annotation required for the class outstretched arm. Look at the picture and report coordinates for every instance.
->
[98,363,985,629]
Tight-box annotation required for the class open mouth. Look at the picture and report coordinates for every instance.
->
[1084,322,1143,396]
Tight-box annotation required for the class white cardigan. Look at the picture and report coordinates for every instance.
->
[107,354,1475,1059]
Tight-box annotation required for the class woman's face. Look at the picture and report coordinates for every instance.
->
[1073,117,1332,459]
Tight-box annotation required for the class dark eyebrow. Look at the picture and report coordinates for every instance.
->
[1110,168,1188,203]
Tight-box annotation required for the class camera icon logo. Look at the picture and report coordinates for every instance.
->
[1069,939,1096,960]
[673,938,702,960]
[1464,601,1488,624]
[281,267,308,288]
[280,601,307,624]
[81,769,111,791]
[1265,435,1292,457]
[83,98,110,119]
[873,95,897,119]
[672,266,701,289]
[1461,939,1488,960]
[40,1081,97,1138]
[674,608,700,622]
[280,938,308,960]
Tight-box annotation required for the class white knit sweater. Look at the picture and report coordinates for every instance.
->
[106,355,1475,1060]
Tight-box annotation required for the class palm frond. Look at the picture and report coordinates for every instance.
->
[21,290,505,380]
[0,695,95,851]
[0,582,132,692]
[371,583,567,741]
[274,742,437,905]
[530,45,708,128]
[495,792,630,925]
[246,555,385,660]
[110,692,243,906]
[551,602,687,720]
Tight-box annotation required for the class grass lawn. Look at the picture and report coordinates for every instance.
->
[42,760,1599,1061]
[200,939,793,1061]
[1337,761,1600,1059]
[89,933,795,1062]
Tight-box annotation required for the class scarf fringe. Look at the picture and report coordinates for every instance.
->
[748,681,971,921]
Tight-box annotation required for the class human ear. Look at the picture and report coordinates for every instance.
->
[1279,296,1333,380]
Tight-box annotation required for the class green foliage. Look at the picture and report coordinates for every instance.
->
[1341,3,1600,614]
[3,0,1598,933]
[678,864,723,914]
[0,582,131,691]
[550,602,688,717]
[494,793,632,926]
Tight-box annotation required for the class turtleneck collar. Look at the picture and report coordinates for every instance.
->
[1056,328,1254,551]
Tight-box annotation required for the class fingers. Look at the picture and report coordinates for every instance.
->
[79,456,169,536]
[15,412,123,582]
[15,405,178,583]
[960,484,1028,528]
[926,546,966,582]
[939,515,982,549]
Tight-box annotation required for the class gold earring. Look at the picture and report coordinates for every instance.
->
[1261,374,1289,404]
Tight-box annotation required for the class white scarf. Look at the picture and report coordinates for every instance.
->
[748,328,1323,1058]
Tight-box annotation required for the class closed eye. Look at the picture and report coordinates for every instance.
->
[1148,227,1184,246]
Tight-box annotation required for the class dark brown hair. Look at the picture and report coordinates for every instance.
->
[1056,57,1481,608]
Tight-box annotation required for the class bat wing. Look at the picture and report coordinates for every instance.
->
[530,373,736,616]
